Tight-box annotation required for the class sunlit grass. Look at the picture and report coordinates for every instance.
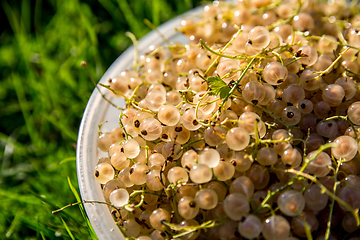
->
[0,0,201,238]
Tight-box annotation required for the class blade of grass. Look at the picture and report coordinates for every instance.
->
[116,0,146,36]
[0,102,23,117]
[157,0,175,19]
[59,157,77,165]
[5,210,23,238]
[1,131,16,176]
[20,214,57,240]
[67,177,98,240]
[0,131,28,157]
[27,189,85,227]
[33,2,82,132]
[4,1,45,151]
[1,207,56,239]
[97,0,123,22]
[152,0,161,26]
[44,114,77,142]
[2,1,21,37]
[34,0,42,33]
[21,0,31,34]
[39,231,46,240]
[73,0,103,77]
[12,72,51,151]
[59,216,76,240]
[0,188,40,206]
[184,0,192,9]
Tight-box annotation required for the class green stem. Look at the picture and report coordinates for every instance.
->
[194,92,211,127]
[220,56,258,109]
[200,39,248,60]
[97,121,107,135]
[125,32,139,70]
[315,47,350,79]
[52,200,119,215]
[98,83,131,102]
[272,51,284,65]
[234,96,293,129]
[286,168,360,226]
[176,138,204,155]
[266,0,302,30]
[303,220,313,240]
[130,101,154,114]
[204,28,244,76]
[255,143,337,214]
[162,217,226,238]
[285,56,302,67]
[324,159,342,240]
[82,62,123,110]
[144,18,170,45]
[119,113,132,139]
[323,115,359,144]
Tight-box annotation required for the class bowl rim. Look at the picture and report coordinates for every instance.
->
[76,5,204,239]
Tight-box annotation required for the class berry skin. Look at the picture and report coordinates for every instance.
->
[248,26,271,50]
[226,127,250,151]
[263,62,288,85]
[262,215,290,240]
[223,193,250,221]
[94,163,115,184]
[238,215,262,239]
[150,208,171,231]
[157,104,181,126]
[195,188,218,210]
[277,190,306,216]
[331,136,358,161]
[348,102,360,125]
[189,164,213,184]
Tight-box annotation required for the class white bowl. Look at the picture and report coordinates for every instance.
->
[76,6,204,239]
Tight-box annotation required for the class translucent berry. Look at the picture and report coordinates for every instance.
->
[262,215,290,240]
[348,101,360,125]
[277,190,306,216]
[263,62,288,85]
[223,193,250,221]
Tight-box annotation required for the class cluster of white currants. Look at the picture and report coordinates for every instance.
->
[94,0,360,239]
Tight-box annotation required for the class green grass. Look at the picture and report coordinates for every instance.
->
[0,0,201,238]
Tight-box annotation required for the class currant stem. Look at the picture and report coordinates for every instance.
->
[220,55,258,110]
[200,39,247,60]
[98,121,107,136]
[254,143,337,214]
[286,168,360,226]
[81,62,124,110]
[144,18,170,45]
[204,28,244,76]
[52,200,119,215]
[194,92,211,127]
[161,217,226,238]
[323,115,359,144]
[266,0,302,30]
[234,96,294,129]
[315,47,350,79]
[325,158,344,240]
[176,138,205,155]
[98,83,131,102]
[119,113,133,139]
[125,32,139,70]
[130,101,154,114]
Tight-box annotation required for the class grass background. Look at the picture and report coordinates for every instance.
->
[0,0,202,239]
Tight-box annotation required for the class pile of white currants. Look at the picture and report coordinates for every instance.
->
[93,0,360,239]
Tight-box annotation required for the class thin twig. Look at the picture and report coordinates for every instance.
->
[81,62,124,110]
